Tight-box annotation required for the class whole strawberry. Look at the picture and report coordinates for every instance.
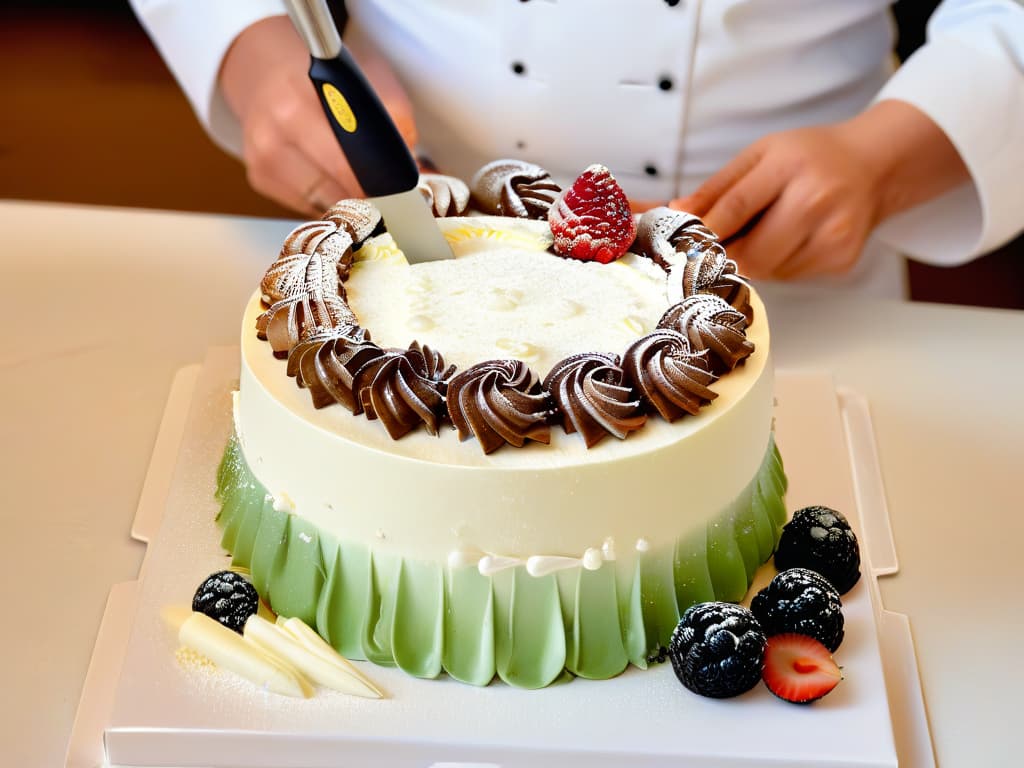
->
[548,164,637,263]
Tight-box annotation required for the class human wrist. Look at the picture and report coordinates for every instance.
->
[220,15,304,122]
[834,100,969,224]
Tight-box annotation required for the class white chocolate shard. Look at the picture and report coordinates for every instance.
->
[244,616,381,699]
[178,612,311,698]
[275,616,385,698]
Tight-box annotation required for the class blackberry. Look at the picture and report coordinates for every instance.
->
[751,568,845,652]
[668,602,766,698]
[192,570,260,633]
[775,505,861,594]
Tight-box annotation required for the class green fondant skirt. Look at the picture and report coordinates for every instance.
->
[215,436,787,689]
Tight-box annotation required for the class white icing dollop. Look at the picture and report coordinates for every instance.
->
[582,548,603,571]
[270,491,295,513]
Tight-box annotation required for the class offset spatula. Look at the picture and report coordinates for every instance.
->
[283,0,453,263]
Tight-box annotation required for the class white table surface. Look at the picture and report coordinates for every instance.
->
[2,200,1021,767]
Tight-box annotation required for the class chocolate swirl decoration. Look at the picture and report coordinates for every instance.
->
[446,360,553,454]
[679,248,753,326]
[634,207,753,325]
[634,207,718,270]
[622,329,719,421]
[261,199,380,297]
[256,290,358,358]
[470,159,562,220]
[287,337,454,438]
[417,173,470,217]
[657,294,754,374]
[321,199,382,249]
[543,353,647,448]
[286,327,371,410]
[261,199,381,305]
[261,230,352,305]
[352,342,457,438]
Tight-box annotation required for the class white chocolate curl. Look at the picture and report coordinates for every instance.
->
[245,616,383,699]
[178,612,311,698]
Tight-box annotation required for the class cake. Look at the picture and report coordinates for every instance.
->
[214,161,787,689]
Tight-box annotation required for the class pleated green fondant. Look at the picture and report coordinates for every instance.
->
[443,566,496,686]
[566,565,629,680]
[315,540,372,661]
[266,515,324,626]
[249,500,287,597]
[391,559,444,678]
[363,550,400,667]
[638,549,683,652]
[493,568,566,689]
[672,524,717,617]
[213,434,788,688]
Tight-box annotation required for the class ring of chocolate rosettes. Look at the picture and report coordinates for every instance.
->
[255,164,756,455]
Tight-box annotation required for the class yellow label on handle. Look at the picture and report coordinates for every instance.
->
[322,84,357,133]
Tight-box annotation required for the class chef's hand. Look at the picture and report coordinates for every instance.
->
[219,16,417,216]
[671,101,969,280]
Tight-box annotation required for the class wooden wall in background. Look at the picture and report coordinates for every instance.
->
[1,3,1020,308]
[0,5,291,219]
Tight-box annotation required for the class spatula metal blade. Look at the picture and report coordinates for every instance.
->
[371,189,454,263]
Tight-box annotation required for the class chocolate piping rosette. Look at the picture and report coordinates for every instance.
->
[256,291,358,358]
[470,159,562,220]
[622,329,719,421]
[417,173,471,217]
[635,207,753,324]
[286,327,372,410]
[261,232,351,305]
[352,342,455,439]
[657,294,754,374]
[543,352,647,448]
[320,199,382,248]
[679,249,753,326]
[634,207,713,270]
[446,359,554,454]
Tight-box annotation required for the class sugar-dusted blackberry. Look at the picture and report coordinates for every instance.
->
[775,505,861,594]
[668,602,766,698]
[751,568,845,652]
[192,570,260,633]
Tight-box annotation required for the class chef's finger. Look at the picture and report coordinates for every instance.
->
[773,213,863,280]
[292,117,366,201]
[675,143,765,220]
[700,156,788,243]
[725,187,812,279]
[246,138,327,217]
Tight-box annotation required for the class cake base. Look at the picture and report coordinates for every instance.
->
[68,348,933,768]
[215,435,785,688]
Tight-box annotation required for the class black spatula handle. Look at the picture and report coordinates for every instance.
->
[309,48,419,198]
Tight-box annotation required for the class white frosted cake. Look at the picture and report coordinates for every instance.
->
[216,162,787,689]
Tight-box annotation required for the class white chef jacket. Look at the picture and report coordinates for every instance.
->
[131,0,1024,297]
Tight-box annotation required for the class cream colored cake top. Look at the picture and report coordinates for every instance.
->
[346,217,667,374]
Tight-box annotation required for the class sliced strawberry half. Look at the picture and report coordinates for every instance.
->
[548,164,637,263]
[762,633,842,704]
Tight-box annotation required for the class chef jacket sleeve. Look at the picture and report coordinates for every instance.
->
[873,0,1024,265]
[129,0,287,156]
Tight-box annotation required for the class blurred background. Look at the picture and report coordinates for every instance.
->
[1,0,1020,308]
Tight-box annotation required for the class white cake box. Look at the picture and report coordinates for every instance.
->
[66,349,933,767]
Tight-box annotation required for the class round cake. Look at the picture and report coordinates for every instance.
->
[215,162,787,689]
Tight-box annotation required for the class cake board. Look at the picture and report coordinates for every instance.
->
[66,347,934,768]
